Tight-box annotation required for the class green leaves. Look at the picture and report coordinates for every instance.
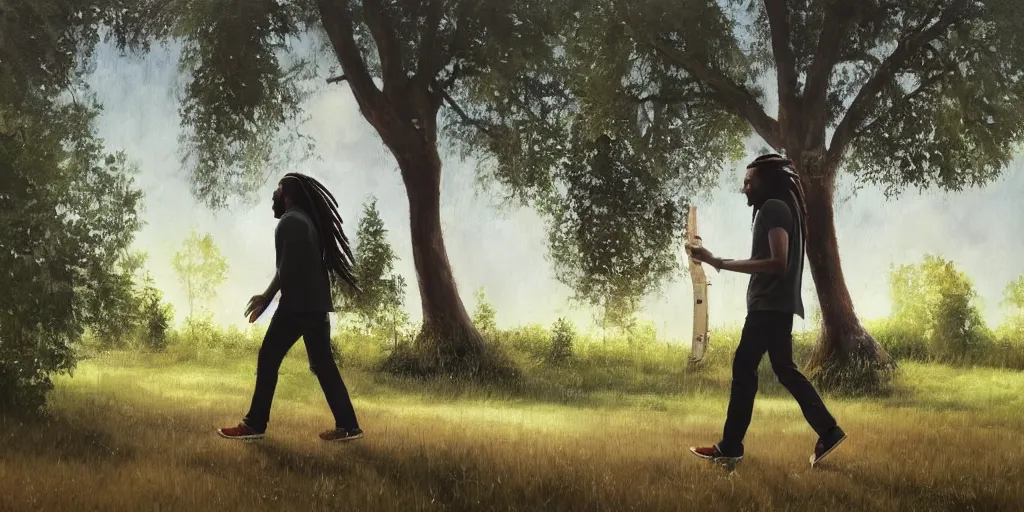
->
[544,133,684,322]
[0,94,144,411]
[336,196,406,334]
[843,1,1024,196]
[173,0,317,209]
[889,255,991,361]
[171,227,229,319]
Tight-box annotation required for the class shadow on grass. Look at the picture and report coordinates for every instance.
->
[816,461,1020,512]
[0,411,136,464]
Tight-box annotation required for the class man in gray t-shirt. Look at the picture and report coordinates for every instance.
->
[686,155,846,469]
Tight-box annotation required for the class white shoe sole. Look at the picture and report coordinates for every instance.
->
[810,434,847,467]
[690,446,743,469]
[323,432,364,442]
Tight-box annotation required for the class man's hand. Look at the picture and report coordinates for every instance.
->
[245,294,270,324]
[685,244,723,271]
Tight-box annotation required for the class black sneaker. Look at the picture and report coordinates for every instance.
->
[319,427,364,442]
[810,426,847,467]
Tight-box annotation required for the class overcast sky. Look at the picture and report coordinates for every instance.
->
[84,41,1024,341]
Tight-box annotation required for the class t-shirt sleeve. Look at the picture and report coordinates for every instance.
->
[758,199,794,234]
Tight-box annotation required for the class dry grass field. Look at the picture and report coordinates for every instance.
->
[1,348,1023,512]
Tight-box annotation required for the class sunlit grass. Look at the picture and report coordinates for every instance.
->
[1,348,1022,511]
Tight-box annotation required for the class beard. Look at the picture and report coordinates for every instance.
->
[272,196,287,219]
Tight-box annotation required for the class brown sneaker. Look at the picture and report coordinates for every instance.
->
[217,422,264,440]
[319,427,363,442]
[690,444,743,470]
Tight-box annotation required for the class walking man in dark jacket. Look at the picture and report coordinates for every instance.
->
[218,173,363,442]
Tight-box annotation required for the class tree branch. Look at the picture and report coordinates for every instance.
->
[362,0,406,90]
[804,1,858,140]
[853,72,944,139]
[650,38,781,149]
[316,0,382,111]
[763,0,799,124]
[433,81,494,137]
[827,0,969,165]
[326,75,348,84]
[414,0,445,89]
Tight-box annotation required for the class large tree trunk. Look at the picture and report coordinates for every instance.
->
[400,142,486,370]
[376,124,513,380]
[799,162,895,393]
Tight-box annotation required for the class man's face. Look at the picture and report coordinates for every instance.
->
[743,166,762,207]
[272,182,287,219]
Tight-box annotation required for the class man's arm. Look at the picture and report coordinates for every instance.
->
[710,228,789,275]
[260,274,281,300]
[274,214,306,293]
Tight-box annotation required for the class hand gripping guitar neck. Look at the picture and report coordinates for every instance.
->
[685,206,710,364]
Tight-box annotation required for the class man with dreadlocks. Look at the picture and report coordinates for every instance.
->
[218,172,364,442]
[686,154,846,468]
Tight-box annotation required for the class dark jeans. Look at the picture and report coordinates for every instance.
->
[242,308,359,433]
[717,310,837,457]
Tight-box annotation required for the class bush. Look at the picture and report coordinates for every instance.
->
[866,318,929,361]
[547,317,575,364]
[472,288,498,338]
[888,255,992,363]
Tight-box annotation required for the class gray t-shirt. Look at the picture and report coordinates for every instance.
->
[746,198,804,318]
[275,209,334,312]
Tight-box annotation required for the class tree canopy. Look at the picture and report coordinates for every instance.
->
[0,100,145,410]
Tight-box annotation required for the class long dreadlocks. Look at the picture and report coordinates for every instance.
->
[280,173,360,293]
[748,154,810,246]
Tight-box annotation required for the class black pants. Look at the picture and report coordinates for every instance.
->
[717,310,837,457]
[242,308,359,433]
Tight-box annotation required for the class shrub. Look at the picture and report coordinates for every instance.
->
[547,317,576,364]
[888,255,991,363]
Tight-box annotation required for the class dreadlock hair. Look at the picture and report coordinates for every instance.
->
[279,173,360,293]
[747,154,809,246]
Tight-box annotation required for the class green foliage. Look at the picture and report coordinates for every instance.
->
[85,253,175,351]
[865,318,930,362]
[138,273,174,352]
[0,97,144,412]
[171,227,228,320]
[472,288,498,336]
[547,317,575,364]
[87,251,148,349]
[336,196,407,337]
[1002,274,1024,312]
[544,134,686,318]
[171,0,318,209]
[889,255,991,362]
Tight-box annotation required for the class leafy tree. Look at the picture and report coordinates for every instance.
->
[104,0,580,378]
[547,317,575,364]
[87,250,148,349]
[171,227,228,320]
[337,196,407,336]
[138,272,175,351]
[544,134,685,323]
[890,255,990,362]
[469,0,1024,390]
[1003,275,1024,312]
[0,106,145,411]
[471,288,497,336]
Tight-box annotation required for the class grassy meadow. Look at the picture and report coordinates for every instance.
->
[1,321,1023,512]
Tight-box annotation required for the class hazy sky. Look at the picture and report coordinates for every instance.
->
[85,41,1024,341]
